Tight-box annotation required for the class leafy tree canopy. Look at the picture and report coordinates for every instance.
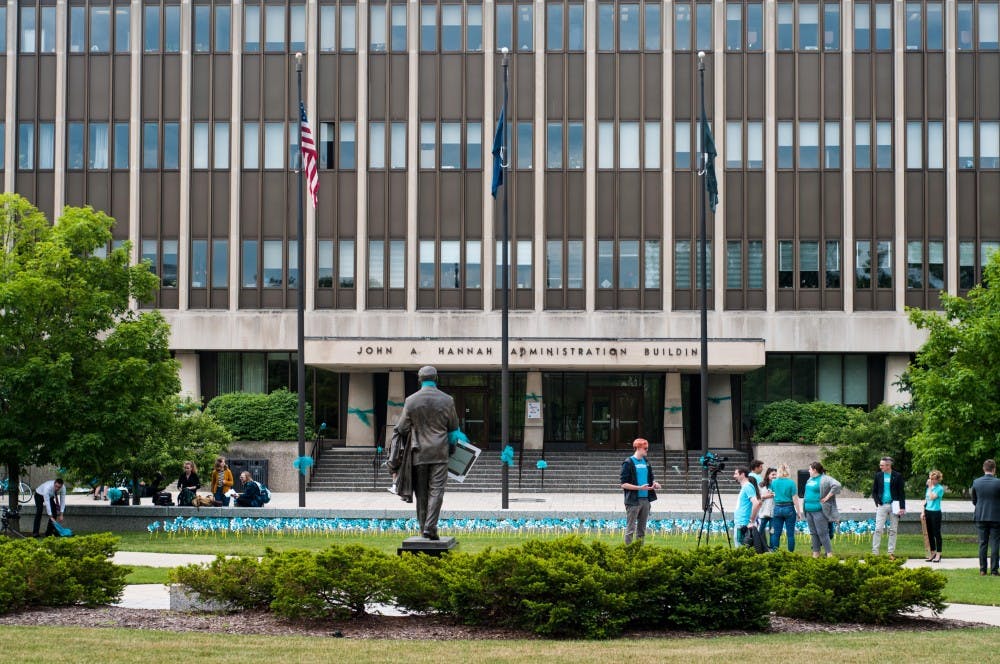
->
[0,195,179,507]
[902,250,1000,492]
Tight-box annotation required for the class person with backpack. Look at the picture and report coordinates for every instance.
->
[619,438,662,545]
[175,460,201,507]
[235,471,270,507]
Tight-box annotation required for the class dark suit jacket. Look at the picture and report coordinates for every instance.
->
[971,474,1000,523]
[395,384,460,466]
[872,470,906,509]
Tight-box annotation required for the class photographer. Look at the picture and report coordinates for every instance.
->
[732,466,761,548]
[620,438,662,545]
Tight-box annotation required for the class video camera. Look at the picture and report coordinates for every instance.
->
[699,451,728,473]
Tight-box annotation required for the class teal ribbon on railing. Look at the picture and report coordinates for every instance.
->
[536,459,548,470]
[386,399,405,407]
[707,395,733,404]
[347,407,375,427]
[525,393,543,402]
[293,456,315,476]
[500,445,516,467]
[664,405,683,413]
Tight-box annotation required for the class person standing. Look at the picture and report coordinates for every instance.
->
[872,456,906,559]
[757,467,776,544]
[210,457,234,507]
[923,470,945,562]
[32,478,66,537]
[732,466,761,548]
[971,459,1000,576]
[749,460,765,485]
[769,464,803,552]
[619,438,662,545]
[393,365,461,541]
[803,462,837,558]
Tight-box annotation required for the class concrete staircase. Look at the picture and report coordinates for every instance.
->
[308,447,748,494]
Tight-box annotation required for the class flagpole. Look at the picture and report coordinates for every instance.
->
[500,47,510,511]
[295,53,307,508]
[698,51,709,513]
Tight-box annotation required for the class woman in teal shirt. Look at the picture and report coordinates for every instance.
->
[804,462,835,558]
[769,464,803,552]
[924,470,944,562]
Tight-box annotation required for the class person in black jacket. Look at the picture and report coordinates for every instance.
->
[971,459,1000,576]
[176,461,201,507]
[872,456,907,558]
[619,438,661,545]
[235,471,263,507]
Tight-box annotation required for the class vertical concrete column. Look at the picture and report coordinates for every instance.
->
[355,1,369,312]
[533,0,545,311]
[53,0,67,215]
[482,1,496,311]
[3,0,15,190]
[175,350,202,402]
[384,369,406,445]
[345,372,376,446]
[945,0,957,294]
[228,0,243,310]
[522,370,543,450]
[662,1,673,311]
[584,0,596,312]
[712,0,724,311]
[883,354,911,406]
[892,0,905,312]
[706,373,732,447]
[406,0,418,312]
[178,0,192,310]
[129,0,143,269]
[842,0,855,313]
[305,0,319,311]
[662,372,684,450]
[764,0,776,312]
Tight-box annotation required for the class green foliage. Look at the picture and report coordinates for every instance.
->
[169,555,273,610]
[0,534,127,613]
[752,400,858,444]
[818,405,923,496]
[770,555,946,624]
[904,251,1000,491]
[271,545,395,619]
[0,195,179,508]
[206,389,314,441]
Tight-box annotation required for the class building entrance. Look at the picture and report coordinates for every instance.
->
[450,387,491,449]
[585,387,643,450]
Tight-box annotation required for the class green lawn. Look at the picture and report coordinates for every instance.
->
[124,566,171,585]
[938,569,1000,606]
[0,626,996,662]
[110,530,983,558]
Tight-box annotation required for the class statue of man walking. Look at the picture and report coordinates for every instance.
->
[392,365,461,540]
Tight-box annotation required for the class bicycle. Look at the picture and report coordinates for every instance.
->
[0,470,32,505]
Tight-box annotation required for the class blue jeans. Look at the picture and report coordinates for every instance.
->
[214,486,230,507]
[770,504,797,552]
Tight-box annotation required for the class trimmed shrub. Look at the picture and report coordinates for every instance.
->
[752,400,857,444]
[0,535,127,613]
[169,554,273,609]
[205,388,314,441]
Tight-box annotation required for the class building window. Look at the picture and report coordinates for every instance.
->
[620,4,640,51]
[726,240,742,288]
[88,123,109,170]
[421,5,437,51]
[163,122,179,169]
[369,240,385,288]
[466,4,482,51]
[212,239,229,288]
[675,240,691,288]
[262,240,282,287]
[67,123,85,170]
[981,3,999,49]
[516,240,532,288]
[112,122,128,169]
[855,240,871,288]
[390,122,407,170]
[90,6,111,52]
[243,122,259,169]
[748,241,764,288]
[643,240,660,288]
[905,2,921,50]
[161,240,178,288]
[320,5,338,51]
[389,240,406,288]
[620,240,640,289]
[696,2,712,50]
[907,241,923,288]
[874,2,892,50]
[855,121,871,169]
[726,3,742,51]
[265,5,286,52]
[440,240,461,289]
[192,240,208,288]
[546,124,563,169]
[823,121,841,168]
[194,5,211,52]
[675,122,691,169]
[441,123,461,169]
[777,121,793,169]
[516,122,533,169]
[959,241,975,288]
[674,3,691,50]
[369,122,385,169]
[877,240,892,288]
[467,122,483,169]
[244,4,260,51]
[597,240,614,289]
[317,240,334,287]
[114,6,130,52]
[340,122,356,169]
[778,240,793,288]
[875,121,892,169]
[777,2,793,50]
[216,5,232,51]
[19,7,33,53]
[0,8,6,51]
[825,240,841,287]
[982,122,1000,168]
[824,3,840,49]
[546,240,563,288]
[799,3,819,50]
[799,122,819,169]
[143,122,159,169]
[800,241,819,287]
[68,6,85,53]
[341,4,357,51]
[389,3,406,52]
[928,121,944,169]
[645,3,661,50]
[419,123,435,168]
[959,121,975,169]
[319,122,335,168]
[496,3,512,50]
[242,240,258,287]
[443,4,464,51]
[854,2,870,50]
[645,122,661,169]
[142,239,158,278]
[338,240,355,287]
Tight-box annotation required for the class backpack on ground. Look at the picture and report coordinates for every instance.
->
[255,481,271,504]
[152,491,174,507]
[177,488,195,507]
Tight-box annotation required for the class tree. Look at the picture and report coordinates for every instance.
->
[903,250,1000,492]
[0,195,180,510]
[818,405,923,497]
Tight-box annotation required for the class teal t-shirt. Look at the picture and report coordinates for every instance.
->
[882,473,892,504]
[771,477,797,504]
[734,482,757,527]
[633,457,649,498]
[925,484,943,511]
[804,476,823,512]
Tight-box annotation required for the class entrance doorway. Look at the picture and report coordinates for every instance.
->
[451,387,490,449]
[585,387,643,450]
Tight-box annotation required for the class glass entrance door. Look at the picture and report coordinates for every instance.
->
[586,387,643,450]
[453,388,490,449]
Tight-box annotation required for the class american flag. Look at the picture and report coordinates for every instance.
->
[299,102,319,208]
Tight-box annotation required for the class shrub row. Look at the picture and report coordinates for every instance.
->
[752,399,858,444]
[205,388,314,441]
[0,534,128,613]
[170,537,946,639]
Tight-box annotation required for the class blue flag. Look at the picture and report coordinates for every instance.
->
[700,105,719,213]
[491,97,506,198]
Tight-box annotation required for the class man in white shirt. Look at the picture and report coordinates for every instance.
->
[32,478,66,537]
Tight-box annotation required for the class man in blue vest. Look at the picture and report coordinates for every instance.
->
[620,438,662,545]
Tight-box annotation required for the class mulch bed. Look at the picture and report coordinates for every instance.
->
[0,607,984,639]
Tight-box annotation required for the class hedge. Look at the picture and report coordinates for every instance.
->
[205,388,314,441]
[752,400,858,444]
[0,534,128,613]
[170,537,946,639]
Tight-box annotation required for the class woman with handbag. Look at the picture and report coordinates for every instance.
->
[210,457,234,507]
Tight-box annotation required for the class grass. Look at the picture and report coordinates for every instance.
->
[109,530,983,558]
[938,569,1000,606]
[0,626,997,662]
[124,566,171,585]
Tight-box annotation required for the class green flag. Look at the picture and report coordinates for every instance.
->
[700,105,718,213]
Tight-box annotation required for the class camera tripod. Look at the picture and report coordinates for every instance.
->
[696,469,732,548]
[1,506,26,539]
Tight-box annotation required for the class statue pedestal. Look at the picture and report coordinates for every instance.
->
[397,536,458,556]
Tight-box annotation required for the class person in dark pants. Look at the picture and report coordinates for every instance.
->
[234,471,263,507]
[923,470,944,562]
[872,456,906,559]
[619,438,661,545]
[32,478,66,537]
[971,459,1000,576]
[392,365,461,540]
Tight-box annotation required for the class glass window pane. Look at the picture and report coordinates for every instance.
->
[824,3,840,49]
[855,121,871,169]
[747,121,763,168]
[645,4,661,50]
[620,4,640,51]
[599,3,615,50]
[644,240,660,288]
[67,122,84,170]
[726,3,742,51]
[516,122,533,169]
[726,240,742,288]
[496,3,512,51]
[645,121,661,169]
[341,4,357,51]
[620,240,640,289]
[164,5,180,52]
[162,122,179,169]
[214,122,230,169]
[844,355,868,405]
[69,6,85,53]
[980,4,999,49]
[340,122,356,168]
[160,240,178,287]
[748,240,764,288]
[674,3,691,51]
[747,2,763,50]
[467,4,483,51]
[906,121,922,169]
[421,5,437,51]
[925,2,942,49]
[855,240,872,288]
[800,241,819,288]
[567,240,584,288]
[799,3,819,50]
[369,240,385,288]
[115,6,130,52]
[695,2,712,50]
[777,3,793,50]
[113,122,129,169]
[216,5,231,51]
[143,122,159,169]
[567,122,584,169]
[193,123,210,169]
[874,2,891,50]
[441,4,462,51]
[799,121,819,168]
[320,5,337,51]
[958,121,975,169]
[467,122,482,169]
[876,121,892,169]
[369,122,385,169]
[441,123,461,169]
[926,121,943,169]
[620,122,640,168]
[817,355,843,403]
[440,240,461,288]
[142,239,158,275]
[598,240,614,289]
[825,121,841,168]
[37,123,54,169]
[91,6,111,52]
[265,5,285,51]
[546,123,562,168]
[905,3,921,50]
[568,4,584,50]
[907,240,923,288]
[516,240,532,287]
[290,4,306,51]
[87,123,109,170]
[339,240,355,287]
[287,240,298,287]
[390,4,406,51]
[263,122,287,169]
[517,3,533,50]
[194,5,211,52]
[777,121,793,169]
[242,240,258,287]
[778,240,794,288]
[192,240,208,288]
[144,5,160,52]
[546,240,563,288]
[244,4,260,51]
[855,2,870,50]
[419,122,436,168]
[598,122,614,169]
[981,122,1000,168]
[212,239,229,288]
[390,122,406,169]
[725,121,742,168]
[825,240,841,287]
[675,121,690,168]
[877,240,892,288]
[674,240,691,288]
[390,240,406,288]
[243,122,259,169]
[317,240,334,286]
